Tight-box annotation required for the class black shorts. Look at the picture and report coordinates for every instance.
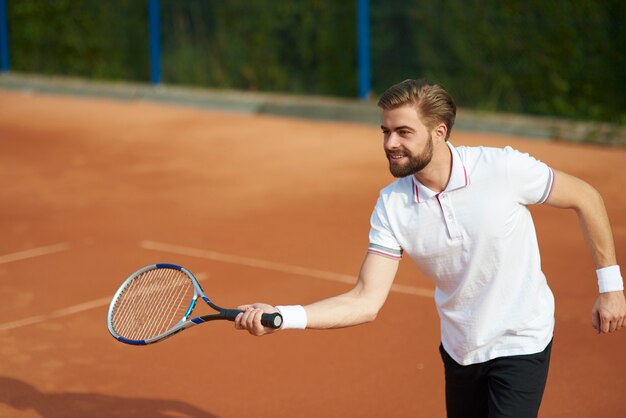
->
[439,341,552,418]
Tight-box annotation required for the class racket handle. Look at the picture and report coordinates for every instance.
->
[261,312,283,329]
[224,309,283,329]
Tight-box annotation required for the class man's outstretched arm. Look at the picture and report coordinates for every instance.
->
[235,252,400,336]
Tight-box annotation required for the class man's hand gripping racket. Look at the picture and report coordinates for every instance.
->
[107,263,282,345]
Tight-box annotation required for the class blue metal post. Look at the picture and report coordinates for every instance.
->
[356,0,371,100]
[148,0,161,85]
[0,0,9,73]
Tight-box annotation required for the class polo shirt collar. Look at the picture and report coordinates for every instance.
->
[412,142,469,203]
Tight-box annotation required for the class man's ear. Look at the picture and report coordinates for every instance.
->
[433,123,448,143]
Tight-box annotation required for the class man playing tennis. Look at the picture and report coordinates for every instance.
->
[235,79,626,418]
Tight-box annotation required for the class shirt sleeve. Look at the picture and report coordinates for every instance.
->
[368,195,403,260]
[504,146,555,205]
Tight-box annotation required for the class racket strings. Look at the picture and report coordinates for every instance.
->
[145,269,191,338]
[111,268,195,340]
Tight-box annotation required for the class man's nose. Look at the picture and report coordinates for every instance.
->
[384,133,400,149]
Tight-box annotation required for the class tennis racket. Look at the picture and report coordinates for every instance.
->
[107,263,282,345]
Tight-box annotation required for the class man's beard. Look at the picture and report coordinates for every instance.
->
[386,135,434,178]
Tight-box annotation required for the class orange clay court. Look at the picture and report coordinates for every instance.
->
[0,89,624,418]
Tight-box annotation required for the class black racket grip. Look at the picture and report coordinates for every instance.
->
[224,309,283,329]
[261,312,283,329]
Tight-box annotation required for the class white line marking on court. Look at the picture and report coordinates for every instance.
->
[0,315,48,331]
[0,299,113,332]
[50,297,112,317]
[0,243,70,265]
[0,272,210,332]
[139,240,435,298]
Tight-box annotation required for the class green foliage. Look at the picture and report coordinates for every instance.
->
[159,0,356,96]
[8,0,148,80]
[370,0,626,123]
[5,0,625,122]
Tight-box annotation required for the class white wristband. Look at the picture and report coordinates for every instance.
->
[276,305,307,330]
[596,265,624,293]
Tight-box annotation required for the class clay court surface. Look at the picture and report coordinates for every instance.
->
[0,89,624,417]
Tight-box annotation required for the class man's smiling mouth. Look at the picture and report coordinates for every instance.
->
[387,153,407,160]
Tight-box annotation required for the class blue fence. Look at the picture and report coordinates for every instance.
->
[0,0,9,72]
[1,1,622,123]
[148,0,161,85]
[356,0,371,100]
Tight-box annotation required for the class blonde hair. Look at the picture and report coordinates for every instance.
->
[377,79,456,140]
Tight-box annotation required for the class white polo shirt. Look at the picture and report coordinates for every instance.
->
[368,142,556,365]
